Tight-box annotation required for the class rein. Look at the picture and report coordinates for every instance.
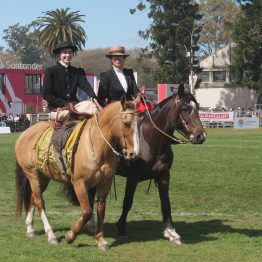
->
[141,95,188,144]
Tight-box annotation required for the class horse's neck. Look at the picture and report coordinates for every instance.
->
[147,104,175,133]
[80,117,116,162]
[96,107,117,137]
[141,101,177,153]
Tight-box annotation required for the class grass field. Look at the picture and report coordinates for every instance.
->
[0,128,262,262]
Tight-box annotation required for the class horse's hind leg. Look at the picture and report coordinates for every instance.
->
[65,180,92,244]
[25,202,35,237]
[30,173,58,244]
[155,173,182,245]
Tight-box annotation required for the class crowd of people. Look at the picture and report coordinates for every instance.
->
[0,113,30,132]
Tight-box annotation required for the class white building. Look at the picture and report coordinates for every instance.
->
[195,43,261,110]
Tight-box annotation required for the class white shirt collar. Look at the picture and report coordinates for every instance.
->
[59,60,69,68]
[112,66,128,92]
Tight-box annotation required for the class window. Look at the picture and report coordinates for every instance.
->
[213,71,226,82]
[25,74,42,94]
[0,73,5,94]
[199,71,209,82]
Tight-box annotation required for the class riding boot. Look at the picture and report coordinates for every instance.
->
[51,118,79,175]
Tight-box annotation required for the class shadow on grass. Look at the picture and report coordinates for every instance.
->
[106,219,262,247]
[34,219,262,247]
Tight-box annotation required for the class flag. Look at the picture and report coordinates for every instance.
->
[140,83,146,94]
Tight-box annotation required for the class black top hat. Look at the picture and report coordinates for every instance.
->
[52,41,78,54]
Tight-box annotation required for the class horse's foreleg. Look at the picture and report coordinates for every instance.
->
[85,187,96,234]
[155,174,182,245]
[95,180,113,251]
[116,177,138,238]
[65,180,92,244]
[96,200,109,251]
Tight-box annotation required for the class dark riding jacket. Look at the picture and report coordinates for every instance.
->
[97,67,140,107]
[42,62,97,110]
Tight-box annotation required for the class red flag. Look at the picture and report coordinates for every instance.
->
[140,83,146,94]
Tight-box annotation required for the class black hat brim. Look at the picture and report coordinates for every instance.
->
[52,43,78,54]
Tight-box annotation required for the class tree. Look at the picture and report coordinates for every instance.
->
[37,8,86,55]
[231,0,262,90]
[131,0,202,84]
[198,0,241,57]
[2,22,44,64]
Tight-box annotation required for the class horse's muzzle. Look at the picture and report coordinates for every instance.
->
[122,150,138,160]
[189,132,207,144]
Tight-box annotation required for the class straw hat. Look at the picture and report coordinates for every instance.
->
[52,41,77,54]
[106,45,129,58]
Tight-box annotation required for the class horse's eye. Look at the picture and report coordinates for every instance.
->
[123,122,130,128]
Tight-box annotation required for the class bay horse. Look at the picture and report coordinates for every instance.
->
[114,83,206,245]
[15,95,141,251]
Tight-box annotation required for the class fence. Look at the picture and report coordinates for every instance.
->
[200,110,262,128]
[30,113,50,126]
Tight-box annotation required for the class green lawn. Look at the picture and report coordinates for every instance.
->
[0,128,262,262]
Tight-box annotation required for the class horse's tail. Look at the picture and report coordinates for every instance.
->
[60,182,96,208]
[60,182,80,206]
[15,161,32,217]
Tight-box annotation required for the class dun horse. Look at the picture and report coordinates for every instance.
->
[114,83,206,245]
[15,95,141,250]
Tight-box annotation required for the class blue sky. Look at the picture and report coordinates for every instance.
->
[0,0,150,50]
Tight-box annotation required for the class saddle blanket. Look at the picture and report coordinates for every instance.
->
[35,120,86,179]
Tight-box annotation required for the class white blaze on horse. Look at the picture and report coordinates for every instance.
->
[15,95,141,251]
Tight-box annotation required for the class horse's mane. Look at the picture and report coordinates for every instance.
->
[154,90,199,111]
[156,94,176,109]
[101,100,135,114]
[99,101,121,117]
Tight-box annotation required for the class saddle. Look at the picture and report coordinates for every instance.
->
[48,102,94,175]
[51,102,98,151]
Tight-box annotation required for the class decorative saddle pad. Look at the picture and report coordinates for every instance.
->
[35,120,86,179]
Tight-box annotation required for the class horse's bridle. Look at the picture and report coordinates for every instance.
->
[92,110,138,158]
[141,95,196,143]
[176,99,196,134]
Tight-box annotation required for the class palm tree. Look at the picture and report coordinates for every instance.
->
[37,8,86,55]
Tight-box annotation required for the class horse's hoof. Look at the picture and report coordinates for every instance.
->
[26,231,35,238]
[98,243,110,251]
[117,235,128,243]
[48,238,58,245]
[65,236,74,244]
[65,231,76,244]
[171,238,182,245]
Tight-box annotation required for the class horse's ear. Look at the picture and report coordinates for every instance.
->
[177,83,185,97]
[120,94,127,110]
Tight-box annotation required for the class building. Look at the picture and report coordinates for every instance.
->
[195,43,261,110]
[0,61,96,114]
